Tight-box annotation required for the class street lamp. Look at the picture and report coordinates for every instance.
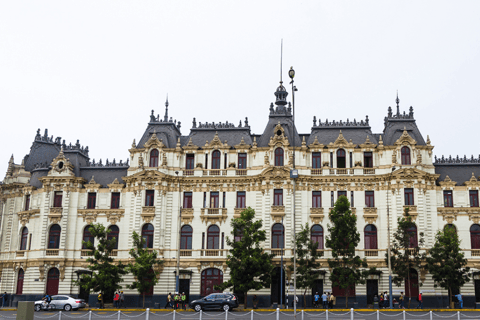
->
[175,171,182,293]
[289,66,298,316]
[387,166,396,308]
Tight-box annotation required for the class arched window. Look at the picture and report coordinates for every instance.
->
[201,268,223,296]
[444,224,457,234]
[471,224,480,249]
[336,149,346,168]
[212,150,221,169]
[149,149,159,167]
[401,147,411,165]
[364,225,377,249]
[107,225,119,249]
[82,225,94,249]
[48,224,61,249]
[181,225,193,249]
[207,225,220,249]
[311,225,324,249]
[272,223,284,249]
[407,224,418,248]
[275,148,284,166]
[16,269,24,295]
[46,268,59,296]
[20,227,28,251]
[142,224,154,248]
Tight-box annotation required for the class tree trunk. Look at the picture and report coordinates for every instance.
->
[407,271,411,309]
[303,289,307,308]
[346,291,349,309]
[143,293,145,309]
[449,288,453,309]
[244,292,247,310]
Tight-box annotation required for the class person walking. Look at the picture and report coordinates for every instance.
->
[383,292,388,308]
[1,292,8,308]
[113,291,120,308]
[399,292,404,309]
[455,293,463,309]
[313,292,320,308]
[417,292,423,309]
[321,292,328,309]
[329,293,335,309]
[165,293,172,309]
[174,292,179,310]
[253,295,258,309]
[181,292,187,310]
[120,291,125,308]
[97,293,103,309]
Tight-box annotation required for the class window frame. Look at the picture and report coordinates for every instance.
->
[210,192,219,208]
[401,146,411,165]
[181,225,193,249]
[211,150,221,169]
[274,189,283,206]
[82,225,94,249]
[274,148,284,166]
[48,224,61,249]
[363,152,373,168]
[443,190,453,207]
[236,191,246,208]
[186,154,195,170]
[364,224,377,249]
[311,224,324,249]
[145,190,155,207]
[183,192,193,208]
[312,191,322,208]
[87,192,97,209]
[111,192,120,209]
[20,227,28,251]
[312,152,322,169]
[142,224,154,248]
[149,149,159,167]
[207,225,220,249]
[107,225,119,249]
[238,153,247,169]
[365,191,375,208]
[336,149,346,168]
[470,190,479,207]
[53,191,63,208]
[404,188,414,206]
[471,224,480,249]
[271,223,284,249]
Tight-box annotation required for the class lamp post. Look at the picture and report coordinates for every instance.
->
[175,171,182,293]
[288,67,298,316]
[387,166,395,308]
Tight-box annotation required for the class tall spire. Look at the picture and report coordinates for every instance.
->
[396,91,400,115]
[273,40,288,109]
[280,39,283,83]
[164,94,169,122]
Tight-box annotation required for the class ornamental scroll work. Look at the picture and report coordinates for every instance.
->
[77,209,125,224]
[17,209,40,226]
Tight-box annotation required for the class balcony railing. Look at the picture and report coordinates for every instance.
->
[236,169,247,176]
[110,250,118,257]
[365,249,378,257]
[234,207,245,218]
[363,168,375,175]
[81,250,93,257]
[472,250,480,257]
[46,249,59,256]
[201,249,224,257]
[271,249,285,256]
[183,170,194,176]
[203,169,227,176]
[311,169,322,175]
[180,250,192,257]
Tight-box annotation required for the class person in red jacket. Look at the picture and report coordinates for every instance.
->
[417,292,423,309]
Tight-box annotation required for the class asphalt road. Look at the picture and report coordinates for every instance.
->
[1,310,480,320]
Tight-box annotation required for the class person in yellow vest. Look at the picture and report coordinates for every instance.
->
[181,292,187,310]
[165,292,172,309]
[97,293,103,309]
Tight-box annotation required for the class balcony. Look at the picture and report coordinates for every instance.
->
[364,249,378,257]
[271,249,285,256]
[17,209,40,226]
[200,208,227,224]
[236,169,247,176]
[309,207,324,224]
[203,169,227,176]
[110,250,118,257]
[310,169,322,175]
[271,206,285,223]
[142,206,156,223]
[181,208,194,224]
[201,249,224,257]
[329,168,352,175]
[180,250,193,257]
[81,250,93,257]
[363,207,378,224]
[183,170,194,176]
[363,168,376,175]
[46,249,59,256]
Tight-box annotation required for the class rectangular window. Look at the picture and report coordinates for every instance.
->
[54,191,63,207]
[222,192,226,208]
[312,152,321,169]
[470,190,479,207]
[205,154,208,169]
[237,191,246,208]
[404,188,414,206]
[111,192,120,209]
[238,153,247,169]
[202,232,205,249]
[338,191,347,198]
[312,191,322,208]
[351,191,354,207]
[203,192,207,208]
[274,189,283,206]
[186,154,195,170]
[349,152,353,168]
[224,153,227,169]
[145,190,155,207]
[210,192,219,208]
[330,152,333,167]
[331,191,334,207]
[87,192,97,209]
[364,152,373,168]
[365,191,375,207]
[183,192,193,208]
[444,190,453,207]
[222,232,225,249]
[25,195,30,211]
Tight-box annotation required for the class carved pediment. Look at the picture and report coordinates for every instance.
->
[439,175,457,188]
[17,209,40,226]
[48,148,75,176]
[123,169,166,184]
[144,131,165,150]
[268,122,290,148]
[464,173,480,188]
[330,130,354,148]
[107,178,124,192]
[394,127,417,146]
[308,136,324,151]
[84,176,101,191]
[234,137,251,151]
[205,132,228,150]
[260,166,291,180]
[360,136,376,148]
[183,137,199,151]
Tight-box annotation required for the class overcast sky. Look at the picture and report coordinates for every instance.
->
[1,1,479,176]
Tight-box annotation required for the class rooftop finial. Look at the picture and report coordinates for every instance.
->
[280,39,283,84]
[396,91,400,115]
[164,94,169,122]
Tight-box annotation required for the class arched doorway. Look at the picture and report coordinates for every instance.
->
[16,269,24,294]
[201,268,223,297]
[46,268,60,295]
[405,268,419,301]
[270,267,285,306]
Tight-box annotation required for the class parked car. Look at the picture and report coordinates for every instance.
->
[189,293,239,312]
[34,295,86,312]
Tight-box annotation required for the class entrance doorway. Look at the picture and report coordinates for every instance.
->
[46,268,59,295]
[180,279,190,302]
[366,280,378,305]
[270,267,285,305]
[201,268,223,297]
[405,269,419,301]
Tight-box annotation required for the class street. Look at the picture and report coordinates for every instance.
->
[2,310,480,320]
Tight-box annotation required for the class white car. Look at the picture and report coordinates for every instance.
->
[34,295,86,312]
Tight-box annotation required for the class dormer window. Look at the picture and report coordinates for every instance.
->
[212,151,221,169]
[149,149,159,167]
[401,147,411,165]
[87,193,96,209]
[337,149,346,168]
[275,148,284,166]
[53,192,62,208]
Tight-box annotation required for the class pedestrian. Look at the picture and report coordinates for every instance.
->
[321,292,328,309]
[165,292,172,309]
[294,295,298,308]
[181,292,187,310]
[120,291,125,308]
[253,295,258,309]
[455,293,463,309]
[174,292,179,310]
[313,292,320,308]
[399,292,404,309]
[1,292,7,308]
[379,294,383,309]
[329,293,335,309]
[417,291,423,309]
[113,291,120,308]
[383,292,388,308]
[97,293,103,309]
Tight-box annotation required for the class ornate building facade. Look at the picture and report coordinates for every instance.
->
[1,81,480,308]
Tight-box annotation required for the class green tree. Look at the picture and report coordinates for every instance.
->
[387,208,425,308]
[326,196,368,308]
[127,231,164,308]
[426,226,470,308]
[289,223,324,307]
[215,207,274,308]
[74,224,127,308]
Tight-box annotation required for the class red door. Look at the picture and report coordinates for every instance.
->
[201,268,223,297]
[405,269,419,300]
[46,268,59,295]
[16,269,24,294]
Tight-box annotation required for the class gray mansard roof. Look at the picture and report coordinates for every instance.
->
[434,155,480,185]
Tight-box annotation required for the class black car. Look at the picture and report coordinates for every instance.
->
[189,293,239,312]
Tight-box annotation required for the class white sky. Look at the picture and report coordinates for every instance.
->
[1,1,479,176]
